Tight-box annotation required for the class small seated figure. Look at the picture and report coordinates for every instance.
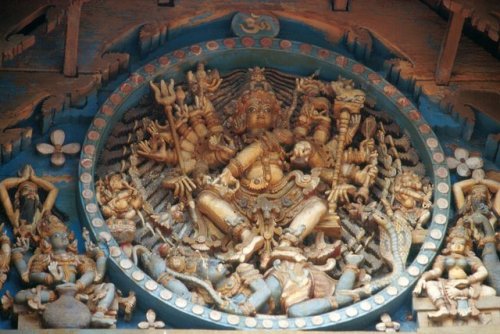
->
[392,170,432,230]
[11,214,124,327]
[0,165,58,239]
[96,173,144,256]
[413,223,496,321]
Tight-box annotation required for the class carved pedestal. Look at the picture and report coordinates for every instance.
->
[413,295,500,328]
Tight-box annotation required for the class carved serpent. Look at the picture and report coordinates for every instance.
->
[468,206,500,295]
[351,209,408,298]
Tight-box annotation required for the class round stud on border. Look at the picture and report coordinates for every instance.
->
[397,97,410,107]
[144,64,156,74]
[101,105,114,116]
[159,56,170,67]
[80,172,92,184]
[360,301,372,311]
[408,266,420,276]
[346,307,358,317]
[120,259,133,270]
[83,144,96,156]
[206,40,220,51]
[374,295,385,305]
[130,73,145,85]
[419,124,431,134]
[260,37,273,48]
[422,241,437,250]
[312,316,323,325]
[241,36,255,47]
[387,286,398,296]
[437,182,449,194]
[417,254,429,265]
[318,48,330,58]
[209,310,221,321]
[119,83,132,95]
[227,314,240,325]
[223,38,236,49]
[437,198,449,209]
[352,63,365,74]
[82,189,93,199]
[87,130,100,141]
[433,152,444,163]
[190,45,202,55]
[92,218,104,227]
[295,318,306,328]
[408,110,421,121]
[329,312,341,322]
[175,298,188,309]
[398,277,410,287]
[279,40,292,49]
[86,203,98,213]
[279,320,289,328]
[192,305,204,315]
[145,280,158,291]
[436,167,448,178]
[426,137,438,149]
[173,50,186,59]
[245,317,257,328]
[109,246,121,257]
[434,214,447,225]
[262,319,273,329]
[368,73,382,84]
[80,158,93,169]
[430,229,443,240]
[132,271,145,281]
[160,289,173,301]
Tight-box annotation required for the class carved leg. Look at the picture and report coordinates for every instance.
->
[198,190,263,262]
[197,190,247,235]
[282,197,327,245]
[91,283,117,328]
[287,253,363,317]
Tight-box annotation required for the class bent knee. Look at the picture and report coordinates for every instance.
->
[197,191,217,207]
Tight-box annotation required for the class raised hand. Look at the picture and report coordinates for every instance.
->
[48,261,64,282]
[162,174,197,199]
[327,184,356,204]
[413,278,426,296]
[14,237,30,253]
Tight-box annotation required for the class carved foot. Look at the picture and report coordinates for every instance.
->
[217,235,264,263]
[428,306,450,321]
[270,246,307,264]
[91,312,117,328]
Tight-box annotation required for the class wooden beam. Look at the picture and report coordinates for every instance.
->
[435,2,472,85]
[63,0,83,77]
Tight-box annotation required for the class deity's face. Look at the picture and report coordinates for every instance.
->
[244,90,277,132]
[449,237,467,255]
[470,185,489,206]
[50,231,70,250]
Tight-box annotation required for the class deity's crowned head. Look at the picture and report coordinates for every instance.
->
[37,212,73,251]
[445,223,472,255]
[232,68,282,134]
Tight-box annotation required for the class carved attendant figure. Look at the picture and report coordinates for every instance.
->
[0,165,58,238]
